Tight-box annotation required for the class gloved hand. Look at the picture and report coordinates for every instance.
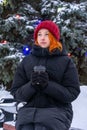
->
[31,71,39,87]
[31,71,49,91]
[38,72,49,88]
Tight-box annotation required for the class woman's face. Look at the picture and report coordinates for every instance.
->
[37,29,50,48]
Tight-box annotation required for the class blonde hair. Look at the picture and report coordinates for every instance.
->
[35,32,62,52]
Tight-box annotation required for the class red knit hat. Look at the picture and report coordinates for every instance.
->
[34,20,60,41]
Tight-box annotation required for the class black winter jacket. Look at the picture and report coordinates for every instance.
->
[11,45,80,130]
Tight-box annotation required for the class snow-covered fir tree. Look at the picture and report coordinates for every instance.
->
[0,0,87,89]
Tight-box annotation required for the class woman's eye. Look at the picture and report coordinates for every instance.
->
[45,33,48,35]
[38,34,41,36]
[38,33,48,36]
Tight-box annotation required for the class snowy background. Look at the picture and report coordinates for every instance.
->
[0,85,87,130]
[71,85,87,130]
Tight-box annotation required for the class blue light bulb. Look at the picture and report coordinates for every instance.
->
[22,45,30,55]
[33,20,42,27]
[85,51,87,57]
[36,20,42,24]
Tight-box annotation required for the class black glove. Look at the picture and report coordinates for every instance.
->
[31,71,49,91]
[31,71,39,86]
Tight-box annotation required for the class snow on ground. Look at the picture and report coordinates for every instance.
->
[71,85,87,130]
[0,85,87,130]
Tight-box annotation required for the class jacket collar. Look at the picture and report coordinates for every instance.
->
[31,44,67,57]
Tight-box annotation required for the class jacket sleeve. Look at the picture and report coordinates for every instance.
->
[43,58,80,103]
[10,61,36,102]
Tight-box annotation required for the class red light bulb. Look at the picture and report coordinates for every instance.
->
[15,14,20,19]
[68,53,71,57]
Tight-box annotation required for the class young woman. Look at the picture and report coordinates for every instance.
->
[11,20,80,130]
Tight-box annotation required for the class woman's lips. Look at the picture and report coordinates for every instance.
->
[40,42,46,44]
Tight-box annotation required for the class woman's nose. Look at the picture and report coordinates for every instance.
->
[41,35,45,40]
